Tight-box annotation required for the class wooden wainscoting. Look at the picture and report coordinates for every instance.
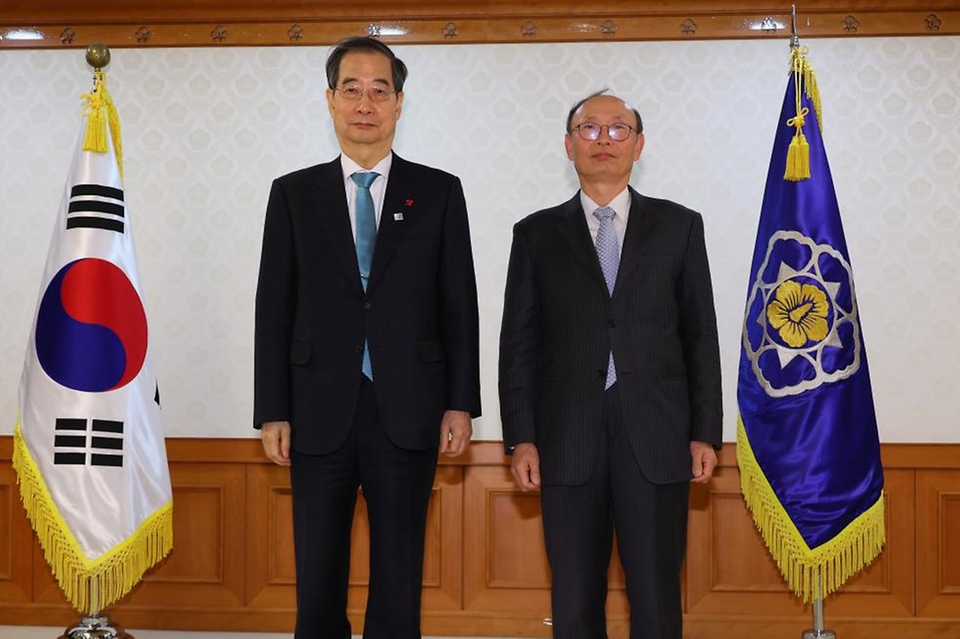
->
[2,437,960,637]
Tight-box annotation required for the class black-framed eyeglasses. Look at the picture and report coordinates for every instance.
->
[334,84,398,103]
[571,122,635,142]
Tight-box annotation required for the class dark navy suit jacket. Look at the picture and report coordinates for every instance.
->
[254,154,481,452]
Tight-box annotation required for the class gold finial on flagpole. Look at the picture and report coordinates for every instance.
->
[85,42,111,70]
[80,41,123,177]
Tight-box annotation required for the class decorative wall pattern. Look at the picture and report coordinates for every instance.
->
[0,37,957,442]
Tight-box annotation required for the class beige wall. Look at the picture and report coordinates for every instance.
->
[1,37,959,443]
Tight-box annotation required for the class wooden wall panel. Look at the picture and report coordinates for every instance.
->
[826,469,915,617]
[687,462,914,619]
[916,469,960,618]
[244,459,463,632]
[20,459,252,630]
[462,465,550,615]
[3,437,960,637]
[0,461,33,606]
[117,462,247,610]
[425,466,464,610]
[346,466,464,614]
[24,461,254,630]
[461,464,628,620]
[244,461,294,613]
[686,464,806,617]
[31,537,73,608]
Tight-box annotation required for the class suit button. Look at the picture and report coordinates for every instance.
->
[598,369,606,378]
[354,345,363,354]
[363,301,372,310]
[607,319,616,327]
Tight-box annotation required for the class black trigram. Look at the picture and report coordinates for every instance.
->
[53,418,124,467]
[66,184,125,233]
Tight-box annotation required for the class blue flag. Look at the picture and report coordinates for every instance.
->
[737,48,884,602]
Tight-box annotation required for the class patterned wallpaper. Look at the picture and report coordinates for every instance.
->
[1,37,957,442]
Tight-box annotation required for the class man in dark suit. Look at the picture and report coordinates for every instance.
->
[499,90,722,639]
[254,37,481,639]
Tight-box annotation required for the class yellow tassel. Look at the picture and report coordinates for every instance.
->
[81,70,108,154]
[82,100,108,154]
[103,83,124,180]
[785,132,810,181]
[782,46,819,182]
[80,69,124,179]
[803,63,823,132]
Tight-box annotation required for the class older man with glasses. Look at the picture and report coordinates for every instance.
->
[499,89,723,639]
[254,36,481,639]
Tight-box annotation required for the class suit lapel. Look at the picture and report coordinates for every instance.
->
[312,158,361,287]
[368,153,416,291]
[615,187,659,298]
[555,193,608,294]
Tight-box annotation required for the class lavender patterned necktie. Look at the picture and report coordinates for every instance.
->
[594,206,619,389]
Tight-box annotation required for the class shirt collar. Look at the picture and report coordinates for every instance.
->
[340,152,393,182]
[580,187,631,222]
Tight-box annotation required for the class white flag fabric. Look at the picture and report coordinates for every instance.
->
[13,74,173,614]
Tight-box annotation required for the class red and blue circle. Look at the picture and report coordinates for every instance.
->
[36,258,147,392]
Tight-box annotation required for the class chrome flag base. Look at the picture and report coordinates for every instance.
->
[59,615,133,639]
[801,630,836,639]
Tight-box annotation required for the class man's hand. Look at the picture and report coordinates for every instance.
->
[690,440,717,483]
[260,420,291,466]
[439,410,472,457]
[511,442,541,491]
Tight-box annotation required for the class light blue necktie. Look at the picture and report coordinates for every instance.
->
[352,171,379,380]
[594,206,619,390]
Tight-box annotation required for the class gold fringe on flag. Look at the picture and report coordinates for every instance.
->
[736,415,885,602]
[12,419,173,614]
[81,68,124,179]
[784,47,822,182]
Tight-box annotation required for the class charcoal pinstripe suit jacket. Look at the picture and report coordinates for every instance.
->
[499,187,722,485]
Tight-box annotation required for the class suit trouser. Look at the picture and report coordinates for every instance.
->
[289,375,438,639]
[540,384,690,639]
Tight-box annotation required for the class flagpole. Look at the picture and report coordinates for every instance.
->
[58,39,134,639]
[790,7,831,638]
[789,4,800,50]
[801,567,837,639]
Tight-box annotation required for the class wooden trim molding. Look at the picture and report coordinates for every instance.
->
[1,2,958,49]
[2,437,960,637]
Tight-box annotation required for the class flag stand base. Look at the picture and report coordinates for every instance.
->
[59,615,133,639]
[801,630,836,639]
